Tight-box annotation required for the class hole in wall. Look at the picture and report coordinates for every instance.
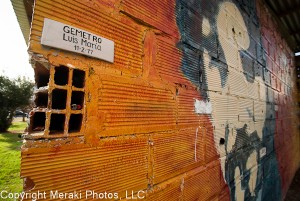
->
[29,64,87,137]
[72,69,85,88]
[69,114,82,132]
[71,91,84,108]
[54,66,69,86]
[51,89,67,109]
[49,114,65,134]
[31,112,46,132]
[23,177,35,192]
[34,62,50,88]
[219,138,225,145]
[35,92,48,108]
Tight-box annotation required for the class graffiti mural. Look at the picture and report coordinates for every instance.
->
[176,0,282,200]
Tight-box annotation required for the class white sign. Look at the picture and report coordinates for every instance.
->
[41,18,114,63]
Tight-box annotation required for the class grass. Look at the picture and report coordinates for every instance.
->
[8,120,27,132]
[0,120,26,194]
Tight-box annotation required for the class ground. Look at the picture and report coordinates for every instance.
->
[0,117,26,194]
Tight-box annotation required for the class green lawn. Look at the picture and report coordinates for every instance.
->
[8,120,27,132]
[0,121,26,194]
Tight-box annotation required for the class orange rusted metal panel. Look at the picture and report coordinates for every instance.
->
[19,0,300,200]
[120,0,179,38]
[22,136,148,200]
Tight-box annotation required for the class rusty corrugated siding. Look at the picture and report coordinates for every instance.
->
[98,76,177,136]
[20,0,300,200]
[121,0,179,38]
[22,136,149,199]
[22,0,228,199]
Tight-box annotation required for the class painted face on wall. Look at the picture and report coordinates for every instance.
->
[176,0,282,200]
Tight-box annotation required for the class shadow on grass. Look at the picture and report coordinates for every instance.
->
[0,132,22,151]
[1,120,27,151]
[8,120,28,133]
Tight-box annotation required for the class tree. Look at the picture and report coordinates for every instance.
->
[0,75,34,132]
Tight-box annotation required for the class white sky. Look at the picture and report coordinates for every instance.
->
[0,0,34,80]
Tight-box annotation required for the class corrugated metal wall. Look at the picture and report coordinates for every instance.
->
[21,0,300,200]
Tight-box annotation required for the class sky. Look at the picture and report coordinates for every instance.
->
[0,0,34,80]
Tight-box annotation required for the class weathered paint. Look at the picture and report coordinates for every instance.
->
[176,1,299,200]
[194,99,212,114]
[21,0,299,200]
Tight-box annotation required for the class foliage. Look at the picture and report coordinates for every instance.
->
[0,76,34,132]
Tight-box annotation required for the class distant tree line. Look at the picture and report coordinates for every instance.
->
[0,75,34,132]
